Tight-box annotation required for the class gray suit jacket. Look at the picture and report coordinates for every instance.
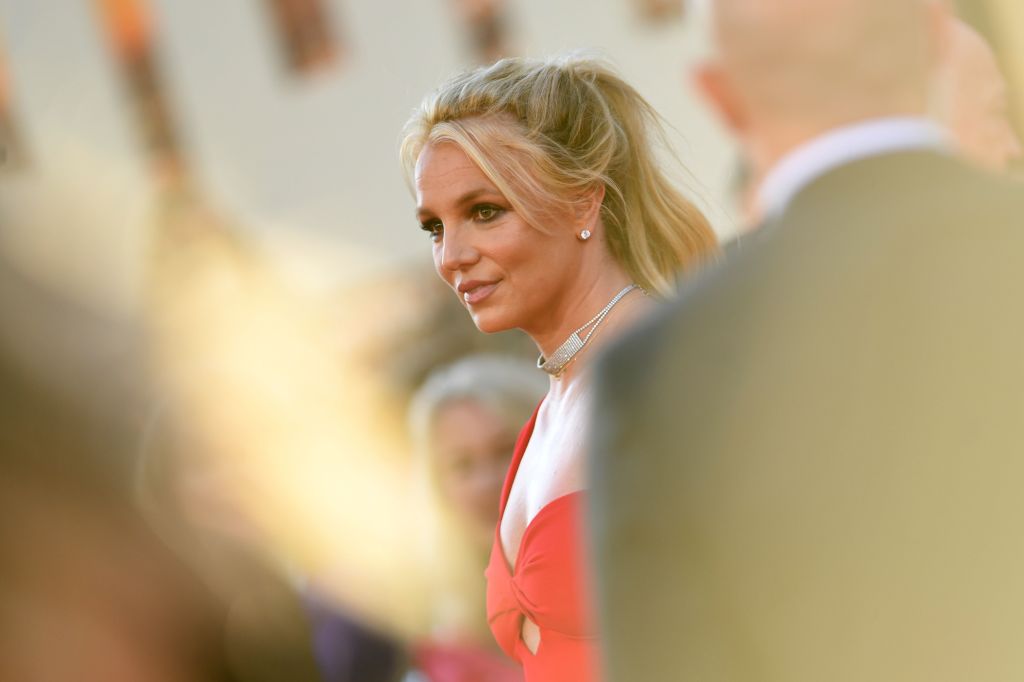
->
[589,151,1024,681]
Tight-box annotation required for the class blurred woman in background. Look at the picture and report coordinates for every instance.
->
[408,354,545,682]
[401,54,717,681]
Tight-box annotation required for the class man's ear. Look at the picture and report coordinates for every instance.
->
[923,1,956,121]
[692,62,748,136]
[925,0,954,70]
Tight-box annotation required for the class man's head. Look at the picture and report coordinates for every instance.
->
[936,18,1022,171]
[695,0,948,173]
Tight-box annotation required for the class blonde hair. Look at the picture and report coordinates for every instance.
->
[407,355,545,640]
[401,54,717,296]
[408,354,545,459]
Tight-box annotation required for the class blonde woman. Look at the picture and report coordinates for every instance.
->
[401,54,716,681]
[408,354,545,681]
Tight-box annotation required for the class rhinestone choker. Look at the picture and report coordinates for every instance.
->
[537,284,638,378]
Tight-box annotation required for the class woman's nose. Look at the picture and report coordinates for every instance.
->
[439,226,480,272]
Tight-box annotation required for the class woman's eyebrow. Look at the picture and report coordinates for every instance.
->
[417,187,499,219]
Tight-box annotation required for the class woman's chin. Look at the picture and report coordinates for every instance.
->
[470,310,515,335]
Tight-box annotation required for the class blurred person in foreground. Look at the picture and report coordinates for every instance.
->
[728,11,1022,229]
[0,372,216,682]
[136,407,407,682]
[401,55,717,681]
[589,0,1024,680]
[406,354,546,681]
[0,258,229,682]
[935,16,1023,172]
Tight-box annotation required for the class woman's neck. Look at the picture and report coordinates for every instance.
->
[527,267,631,356]
[534,282,654,395]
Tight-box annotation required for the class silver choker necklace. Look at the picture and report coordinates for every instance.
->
[537,284,638,378]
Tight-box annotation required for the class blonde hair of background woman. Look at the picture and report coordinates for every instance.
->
[408,354,546,640]
[401,53,717,296]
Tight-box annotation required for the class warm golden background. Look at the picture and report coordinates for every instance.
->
[0,1,1019,678]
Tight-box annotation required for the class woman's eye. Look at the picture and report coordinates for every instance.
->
[420,221,443,242]
[474,204,503,222]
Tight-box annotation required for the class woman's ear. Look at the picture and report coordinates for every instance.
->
[574,184,607,231]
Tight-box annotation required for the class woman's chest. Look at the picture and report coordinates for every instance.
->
[499,421,587,567]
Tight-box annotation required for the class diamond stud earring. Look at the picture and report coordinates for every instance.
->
[578,229,592,241]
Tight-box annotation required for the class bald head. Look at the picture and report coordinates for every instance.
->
[699,0,941,163]
[938,19,1022,170]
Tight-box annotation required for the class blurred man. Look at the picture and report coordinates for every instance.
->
[589,1,1024,680]
[936,17,1022,171]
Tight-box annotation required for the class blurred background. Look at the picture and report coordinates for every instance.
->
[0,1,1020,680]
[0,0,735,314]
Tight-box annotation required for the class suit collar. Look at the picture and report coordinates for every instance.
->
[755,117,951,222]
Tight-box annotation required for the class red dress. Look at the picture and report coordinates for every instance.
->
[485,405,602,681]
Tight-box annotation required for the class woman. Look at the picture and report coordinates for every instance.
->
[408,354,546,681]
[401,54,716,681]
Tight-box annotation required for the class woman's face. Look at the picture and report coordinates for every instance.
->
[414,141,580,335]
[431,398,518,545]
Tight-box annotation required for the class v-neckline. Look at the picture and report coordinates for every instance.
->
[497,491,584,575]
[495,400,584,575]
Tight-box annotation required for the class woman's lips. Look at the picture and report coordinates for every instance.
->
[462,281,499,305]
